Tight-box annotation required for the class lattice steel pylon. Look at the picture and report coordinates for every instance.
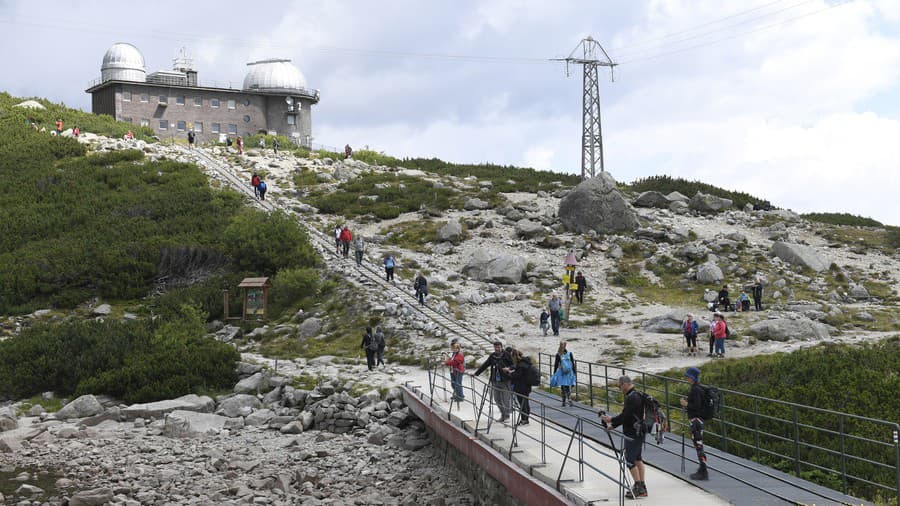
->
[555,37,616,179]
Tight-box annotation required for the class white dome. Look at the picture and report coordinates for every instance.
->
[242,59,308,92]
[101,42,146,82]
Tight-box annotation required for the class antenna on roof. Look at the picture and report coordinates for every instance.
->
[173,46,194,72]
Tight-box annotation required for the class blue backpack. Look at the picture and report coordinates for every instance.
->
[259,181,267,190]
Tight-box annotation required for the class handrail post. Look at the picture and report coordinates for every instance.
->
[792,405,801,476]
[839,414,846,495]
[893,427,899,506]
[721,393,728,453]
[604,365,611,412]
[579,419,585,482]
[754,397,760,463]
[574,359,579,402]
[541,403,547,464]
[589,362,594,407]
[664,379,671,432]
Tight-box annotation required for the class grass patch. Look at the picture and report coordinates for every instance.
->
[17,395,64,415]
[626,174,771,211]
[308,172,461,219]
[803,212,883,227]
[380,220,443,252]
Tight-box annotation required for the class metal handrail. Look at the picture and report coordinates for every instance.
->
[539,353,900,504]
[425,358,632,504]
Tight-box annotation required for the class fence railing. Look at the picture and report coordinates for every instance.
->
[538,353,900,505]
[424,357,633,504]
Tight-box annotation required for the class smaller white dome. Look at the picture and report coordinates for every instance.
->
[243,59,308,92]
[101,42,146,83]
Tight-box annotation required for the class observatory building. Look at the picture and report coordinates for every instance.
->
[86,43,319,145]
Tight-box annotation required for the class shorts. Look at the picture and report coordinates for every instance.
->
[623,433,644,468]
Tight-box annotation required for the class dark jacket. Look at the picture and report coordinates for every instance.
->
[575,274,586,290]
[474,350,513,382]
[686,382,705,420]
[552,351,577,375]
[414,276,428,294]
[509,357,534,395]
[361,332,375,352]
[609,388,644,438]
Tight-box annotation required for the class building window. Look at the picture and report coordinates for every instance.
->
[159,95,168,104]
[122,117,133,123]
[287,115,295,126]
[211,123,221,133]
[140,118,150,127]
[159,120,168,130]
[177,121,186,131]
[140,94,149,103]
[122,91,131,102]
[194,96,202,107]
[228,124,237,134]
[176,96,185,105]
[194,122,203,133]
[210,98,220,108]
[227,99,236,110]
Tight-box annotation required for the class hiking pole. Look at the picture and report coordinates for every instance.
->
[681,407,686,473]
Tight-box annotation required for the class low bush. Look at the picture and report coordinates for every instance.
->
[627,175,771,210]
[802,212,883,227]
[308,172,459,218]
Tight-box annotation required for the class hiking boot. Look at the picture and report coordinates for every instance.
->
[690,468,709,481]
[497,416,509,423]
[625,486,647,499]
[517,419,529,426]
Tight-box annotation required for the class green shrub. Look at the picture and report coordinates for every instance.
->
[223,209,317,275]
[627,175,770,210]
[308,172,458,218]
[802,212,883,227]
[268,267,321,317]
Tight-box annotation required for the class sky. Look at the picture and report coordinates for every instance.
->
[1,0,899,225]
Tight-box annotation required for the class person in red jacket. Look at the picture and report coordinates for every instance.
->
[339,226,352,258]
[251,173,260,198]
[444,342,465,401]
[710,312,727,358]
[55,118,63,135]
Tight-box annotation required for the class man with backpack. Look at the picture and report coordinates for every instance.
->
[600,376,649,499]
[361,327,377,371]
[681,366,712,480]
[504,350,539,426]
[471,341,514,423]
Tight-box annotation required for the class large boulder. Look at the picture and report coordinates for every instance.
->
[234,372,269,394]
[696,262,724,284]
[216,394,262,418]
[55,395,104,420]
[633,191,671,208]
[163,410,228,437]
[122,394,214,420]
[558,173,640,234]
[748,318,830,342]
[689,192,733,213]
[641,313,710,333]
[771,242,828,272]
[514,219,544,238]
[464,197,490,210]
[297,317,323,338]
[438,220,463,242]
[461,248,527,284]
[69,488,114,506]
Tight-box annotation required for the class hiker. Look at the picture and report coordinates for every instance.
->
[339,226,352,258]
[574,271,587,304]
[352,235,365,267]
[550,341,576,407]
[72,125,80,138]
[752,280,764,311]
[548,294,562,336]
[344,144,352,159]
[413,273,428,305]
[226,137,233,148]
[55,118,63,135]
[334,225,342,255]
[187,130,195,149]
[539,309,550,336]
[444,341,465,401]
[709,312,727,358]
[504,349,535,426]
[384,255,395,282]
[251,173,261,198]
[259,137,265,150]
[716,285,731,312]
[272,138,279,155]
[681,367,710,481]
[374,327,386,367]
[682,313,699,357]
[471,341,514,423]
[125,130,134,142]
[257,180,267,201]
[361,327,376,371]
[737,291,750,312]
[236,136,244,155]
[601,376,649,499]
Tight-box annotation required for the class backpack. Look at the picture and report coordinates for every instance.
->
[259,181,267,190]
[559,353,572,374]
[635,391,668,443]
[525,363,541,386]
[725,324,732,338]
[366,334,378,352]
[699,385,721,420]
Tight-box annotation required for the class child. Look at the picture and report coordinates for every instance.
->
[539,309,550,336]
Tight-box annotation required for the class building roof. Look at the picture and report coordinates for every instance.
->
[101,43,146,82]
[243,59,308,93]
[238,277,272,288]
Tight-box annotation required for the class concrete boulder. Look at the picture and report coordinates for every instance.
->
[771,241,828,272]
[55,395,104,420]
[689,192,733,213]
[558,173,640,234]
[748,318,830,342]
[461,248,527,284]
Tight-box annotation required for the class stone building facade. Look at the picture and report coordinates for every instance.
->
[86,43,319,145]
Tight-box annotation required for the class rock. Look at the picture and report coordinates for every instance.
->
[633,191,671,208]
[689,192,733,213]
[771,241,828,272]
[748,318,830,342]
[164,410,228,437]
[669,200,690,214]
[298,317,323,338]
[677,243,708,261]
[216,394,262,418]
[558,173,640,234]
[234,372,269,394]
[461,248,527,284]
[666,191,690,202]
[236,362,263,376]
[56,395,104,420]
[280,421,304,434]
[0,415,16,432]
[696,262,724,284]
[15,484,43,496]
[92,304,112,316]
[123,394,214,420]
[849,284,870,299]
[215,325,240,342]
[463,197,490,210]
[244,408,275,426]
[514,219,544,238]
[855,311,875,322]
[69,488,114,505]
[438,220,463,243]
